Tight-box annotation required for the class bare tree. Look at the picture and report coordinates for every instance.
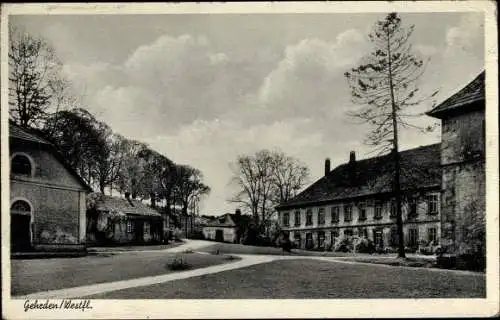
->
[230,149,310,234]
[270,150,310,204]
[9,26,67,128]
[172,165,211,216]
[344,13,438,258]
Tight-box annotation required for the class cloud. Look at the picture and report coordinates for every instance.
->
[145,117,327,214]
[63,33,267,138]
[258,29,369,121]
[445,13,484,59]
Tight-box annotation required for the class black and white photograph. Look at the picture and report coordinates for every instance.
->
[1,2,498,319]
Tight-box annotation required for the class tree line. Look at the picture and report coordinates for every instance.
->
[8,25,210,217]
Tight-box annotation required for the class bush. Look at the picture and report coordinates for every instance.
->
[355,238,375,254]
[166,254,190,271]
[334,237,353,252]
[172,228,183,242]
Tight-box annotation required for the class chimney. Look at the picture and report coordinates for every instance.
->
[348,151,356,183]
[324,158,331,176]
[150,192,156,208]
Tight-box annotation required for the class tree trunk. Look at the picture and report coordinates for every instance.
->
[387,36,406,259]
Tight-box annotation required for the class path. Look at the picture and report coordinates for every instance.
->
[13,247,481,299]
[15,254,275,299]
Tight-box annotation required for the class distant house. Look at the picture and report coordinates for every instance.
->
[9,122,92,253]
[203,210,251,243]
[87,192,163,245]
[276,145,442,251]
[426,71,486,260]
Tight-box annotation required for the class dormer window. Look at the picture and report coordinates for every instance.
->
[11,154,33,176]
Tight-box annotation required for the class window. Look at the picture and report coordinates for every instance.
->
[144,221,150,235]
[318,208,325,225]
[374,202,383,220]
[318,231,325,249]
[306,209,313,226]
[11,154,32,176]
[294,211,301,226]
[427,195,439,215]
[331,206,340,223]
[283,212,290,227]
[408,198,418,217]
[428,228,437,243]
[306,233,313,249]
[358,227,368,239]
[11,200,31,214]
[344,229,353,237]
[374,230,383,247]
[358,202,367,221]
[344,205,352,222]
[294,233,301,248]
[331,230,339,244]
[390,200,397,218]
[408,228,418,247]
[390,227,399,246]
[127,220,134,233]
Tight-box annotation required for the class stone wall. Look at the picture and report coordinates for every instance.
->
[11,182,82,245]
[440,107,486,258]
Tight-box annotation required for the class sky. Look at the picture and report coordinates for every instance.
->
[10,11,485,216]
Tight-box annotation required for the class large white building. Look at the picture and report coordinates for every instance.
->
[276,144,442,251]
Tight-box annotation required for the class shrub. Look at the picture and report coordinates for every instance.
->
[355,238,375,254]
[334,237,353,252]
[166,255,190,271]
[172,228,184,242]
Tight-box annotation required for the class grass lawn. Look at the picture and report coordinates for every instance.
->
[11,251,238,296]
[85,258,485,299]
[87,240,185,252]
[198,243,442,270]
[199,242,354,257]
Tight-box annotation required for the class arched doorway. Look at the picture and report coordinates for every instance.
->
[11,200,32,252]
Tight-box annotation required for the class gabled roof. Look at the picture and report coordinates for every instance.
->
[276,143,441,210]
[9,122,92,192]
[96,195,161,217]
[427,71,485,119]
[9,123,53,145]
[204,213,252,228]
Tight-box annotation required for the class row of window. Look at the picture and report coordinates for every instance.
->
[281,195,439,227]
[126,220,151,234]
[293,227,438,249]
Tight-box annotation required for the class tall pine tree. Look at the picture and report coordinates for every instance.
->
[345,13,438,258]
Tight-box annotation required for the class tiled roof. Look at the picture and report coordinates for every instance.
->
[427,71,485,118]
[96,195,161,217]
[9,123,53,145]
[204,213,252,228]
[276,143,441,209]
